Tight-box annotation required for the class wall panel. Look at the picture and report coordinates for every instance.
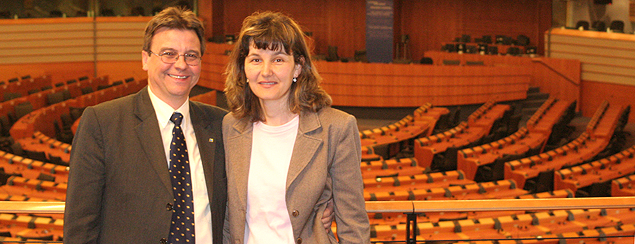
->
[0,17,148,82]
[546,28,635,121]
[221,0,365,58]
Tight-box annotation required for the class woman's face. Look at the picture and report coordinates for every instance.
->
[244,42,301,107]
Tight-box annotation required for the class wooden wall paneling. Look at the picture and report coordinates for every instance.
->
[199,51,229,91]
[95,61,147,83]
[0,20,94,64]
[396,0,551,60]
[324,0,366,59]
[213,0,551,60]
[461,0,538,38]
[547,28,635,119]
[221,0,365,58]
[399,0,461,61]
[0,17,150,85]
[547,28,635,86]
[0,62,94,85]
[95,18,146,62]
[536,0,553,55]
[423,51,533,67]
[581,81,635,122]
[530,58,580,110]
[316,60,530,107]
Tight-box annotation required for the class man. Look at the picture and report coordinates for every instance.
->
[64,7,227,243]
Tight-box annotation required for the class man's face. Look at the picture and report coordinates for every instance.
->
[142,27,201,109]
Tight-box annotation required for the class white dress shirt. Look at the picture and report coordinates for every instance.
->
[148,86,212,243]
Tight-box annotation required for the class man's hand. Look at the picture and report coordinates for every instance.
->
[321,199,335,232]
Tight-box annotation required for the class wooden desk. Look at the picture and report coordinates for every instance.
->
[200,43,531,107]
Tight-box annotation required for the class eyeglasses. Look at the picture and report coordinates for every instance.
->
[148,51,201,66]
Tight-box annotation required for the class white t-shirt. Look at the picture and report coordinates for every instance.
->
[244,115,299,244]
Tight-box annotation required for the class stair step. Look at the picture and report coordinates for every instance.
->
[527,86,541,94]
[526,92,550,101]
[522,99,547,109]
[522,107,539,117]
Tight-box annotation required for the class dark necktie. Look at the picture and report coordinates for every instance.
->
[168,112,195,243]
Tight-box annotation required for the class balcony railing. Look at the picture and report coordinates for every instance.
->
[2,197,635,243]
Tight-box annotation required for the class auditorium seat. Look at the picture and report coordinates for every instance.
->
[442,59,461,65]
[13,101,33,119]
[609,20,624,33]
[3,92,21,102]
[46,92,65,105]
[575,20,590,30]
[592,21,606,31]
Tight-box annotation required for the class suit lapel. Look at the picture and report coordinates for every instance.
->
[287,111,322,188]
[190,103,217,203]
[227,119,253,208]
[133,87,173,195]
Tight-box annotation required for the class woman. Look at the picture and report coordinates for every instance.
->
[222,11,370,244]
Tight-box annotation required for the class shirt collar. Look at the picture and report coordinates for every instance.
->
[147,86,190,128]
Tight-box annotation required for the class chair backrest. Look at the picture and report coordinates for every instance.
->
[47,91,65,105]
[70,106,86,120]
[3,92,21,102]
[10,142,24,156]
[60,113,74,128]
[442,60,461,66]
[610,20,624,33]
[14,101,33,119]
[420,57,433,65]
[62,89,71,100]
[488,46,498,55]
[326,46,339,62]
[481,35,492,44]
[0,115,10,136]
[81,86,94,95]
[465,61,485,66]
[354,50,368,63]
[575,20,590,30]
[592,21,606,31]
[516,35,530,46]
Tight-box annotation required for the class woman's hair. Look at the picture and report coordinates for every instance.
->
[142,6,206,55]
[224,11,332,122]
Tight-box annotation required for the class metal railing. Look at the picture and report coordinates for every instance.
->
[2,197,635,243]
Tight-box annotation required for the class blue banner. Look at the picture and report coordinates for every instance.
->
[366,0,394,63]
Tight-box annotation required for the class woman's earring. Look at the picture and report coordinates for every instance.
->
[293,77,297,83]
[246,79,249,83]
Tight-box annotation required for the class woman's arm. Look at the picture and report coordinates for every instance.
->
[330,115,371,243]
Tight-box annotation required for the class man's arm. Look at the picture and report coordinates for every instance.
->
[63,107,106,244]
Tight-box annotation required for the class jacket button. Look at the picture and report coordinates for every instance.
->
[296,237,302,244]
[166,203,173,211]
[160,238,167,244]
[292,210,299,217]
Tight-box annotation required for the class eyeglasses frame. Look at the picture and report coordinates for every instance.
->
[147,50,202,66]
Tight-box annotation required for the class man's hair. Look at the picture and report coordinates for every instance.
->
[224,11,332,122]
[142,6,206,55]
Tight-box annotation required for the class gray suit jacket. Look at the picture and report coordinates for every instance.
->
[64,87,227,244]
[222,107,370,244]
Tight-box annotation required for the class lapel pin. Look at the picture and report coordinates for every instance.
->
[209,138,214,142]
